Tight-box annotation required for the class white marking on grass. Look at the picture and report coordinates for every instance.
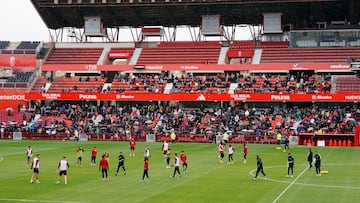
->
[272,165,308,203]
[0,198,87,203]
[249,163,360,191]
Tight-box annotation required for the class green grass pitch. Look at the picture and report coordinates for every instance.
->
[0,140,360,203]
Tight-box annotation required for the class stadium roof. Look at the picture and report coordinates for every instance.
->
[31,0,359,30]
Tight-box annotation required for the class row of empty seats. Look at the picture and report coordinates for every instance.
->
[0,41,10,49]
[43,41,359,65]
[336,76,360,93]
[260,47,360,63]
[45,48,103,64]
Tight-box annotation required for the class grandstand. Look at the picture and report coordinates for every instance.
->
[0,0,359,147]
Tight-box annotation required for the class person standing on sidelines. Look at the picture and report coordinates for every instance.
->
[254,155,267,180]
[129,138,136,157]
[27,146,33,166]
[140,158,150,182]
[218,141,225,163]
[314,151,322,177]
[99,154,109,181]
[307,148,313,170]
[115,152,126,176]
[30,154,40,184]
[228,144,235,164]
[90,146,97,166]
[287,152,295,177]
[180,150,188,173]
[56,156,70,184]
[170,153,181,179]
[243,143,248,163]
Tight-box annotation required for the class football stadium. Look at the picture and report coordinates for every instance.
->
[1,0,360,202]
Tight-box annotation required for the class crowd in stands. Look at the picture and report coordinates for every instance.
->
[234,73,332,94]
[33,72,333,94]
[2,100,358,142]
[111,73,167,94]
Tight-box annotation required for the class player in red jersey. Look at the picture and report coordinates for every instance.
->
[243,143,248,163]
[99,154,109,182]
[90,146,97,166]
[129,138,136,157]
[180,150,188,173]
[140,158,150,182]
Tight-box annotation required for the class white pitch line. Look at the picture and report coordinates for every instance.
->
[272,165,309,203]
[0,198,87,203]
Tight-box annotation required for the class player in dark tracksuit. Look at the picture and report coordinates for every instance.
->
[287,153,294,177]
[115,152,126,176]
[254,155,267,180]
[307,148,313,170]
[314,151,321,177]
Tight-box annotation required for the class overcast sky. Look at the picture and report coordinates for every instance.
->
[0,0,255,42]
[0,0,49,41]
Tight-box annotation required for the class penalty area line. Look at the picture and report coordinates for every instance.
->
[272,165,309,203]
[0,198,88,203]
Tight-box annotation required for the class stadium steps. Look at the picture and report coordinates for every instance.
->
[163,83,173,94]
[218,46,228,64]
[129,48,142,65]
[252,48,262,64]
[228,83,239,94]
[98,46,111,64]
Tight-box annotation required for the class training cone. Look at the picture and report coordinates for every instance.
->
[307,139,311,146]
[338,140,342,146]
[342,140,346,146]
[334,140,337,146]
[347,140,352,147]
[320,170,328,174]
[328,139,333,147]
[303,139,307,146]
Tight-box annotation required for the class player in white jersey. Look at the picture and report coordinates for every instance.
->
[56,156,70,184]
[27,146,33,166]
[144,146,150,160]
[162,141,169,163]
[30,154,40,184]
[228,144,235,164]
[170,153,181,179]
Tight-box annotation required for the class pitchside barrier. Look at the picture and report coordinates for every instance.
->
[146,133,155,142]
[13,132,22,140]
